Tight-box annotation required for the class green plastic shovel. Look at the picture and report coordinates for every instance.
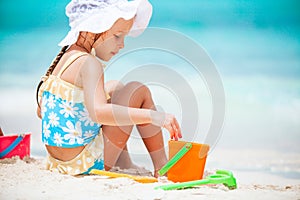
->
[155,169,237,190]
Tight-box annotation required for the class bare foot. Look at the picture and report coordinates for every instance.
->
[154,169,160,178]
[154,169,168,178]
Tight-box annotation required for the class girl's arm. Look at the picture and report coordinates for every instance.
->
[80,55,181,140]
[37,105,41,119]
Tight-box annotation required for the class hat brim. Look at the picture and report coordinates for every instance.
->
[58,0,152,47]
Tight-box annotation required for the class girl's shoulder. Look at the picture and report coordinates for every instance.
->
[81,53,105,67]
[77,53,105,77]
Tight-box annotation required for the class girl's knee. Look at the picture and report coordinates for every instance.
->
[110,81,153,107]
[125,81,151,96]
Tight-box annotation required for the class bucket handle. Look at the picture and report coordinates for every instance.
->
[158,142,192,176]
[0,134,25,158]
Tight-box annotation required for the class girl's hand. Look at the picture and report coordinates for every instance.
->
[151,111,182,141]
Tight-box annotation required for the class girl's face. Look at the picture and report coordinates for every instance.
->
[93,18,134,61]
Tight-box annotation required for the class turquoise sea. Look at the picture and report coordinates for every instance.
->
[0,0,300,178]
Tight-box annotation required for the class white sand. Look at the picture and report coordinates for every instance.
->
[0,157,299,200]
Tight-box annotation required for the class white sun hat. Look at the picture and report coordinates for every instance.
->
[58,0,152,47]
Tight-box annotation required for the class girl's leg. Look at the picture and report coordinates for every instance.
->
[137,118,168,176]
[104,80,135,169]
[102,81,167,175]
[133,84,168,175]
[114,145,137,169]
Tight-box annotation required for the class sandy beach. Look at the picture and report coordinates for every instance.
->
[0,156,299,200]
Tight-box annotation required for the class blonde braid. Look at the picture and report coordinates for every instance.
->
[45,45,68,76]
[36,45,68,107]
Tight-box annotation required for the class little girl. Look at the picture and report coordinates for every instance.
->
[36,0,181,177]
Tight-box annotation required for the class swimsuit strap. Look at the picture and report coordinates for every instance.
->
[57,52,89,78]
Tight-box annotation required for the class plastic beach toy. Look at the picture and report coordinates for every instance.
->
[158,142,192,176]
[0,133,31,159]
[89,169,158,183]
[155,170,237,190]
[167,140,210,182]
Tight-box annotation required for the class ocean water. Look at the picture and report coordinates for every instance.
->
[0,0,300,178]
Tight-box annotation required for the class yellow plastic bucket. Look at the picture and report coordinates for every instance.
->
[167,140,209,182]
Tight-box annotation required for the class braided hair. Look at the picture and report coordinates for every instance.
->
[35,45,68,107]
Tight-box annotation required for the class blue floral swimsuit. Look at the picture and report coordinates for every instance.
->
[39,52,105,175]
